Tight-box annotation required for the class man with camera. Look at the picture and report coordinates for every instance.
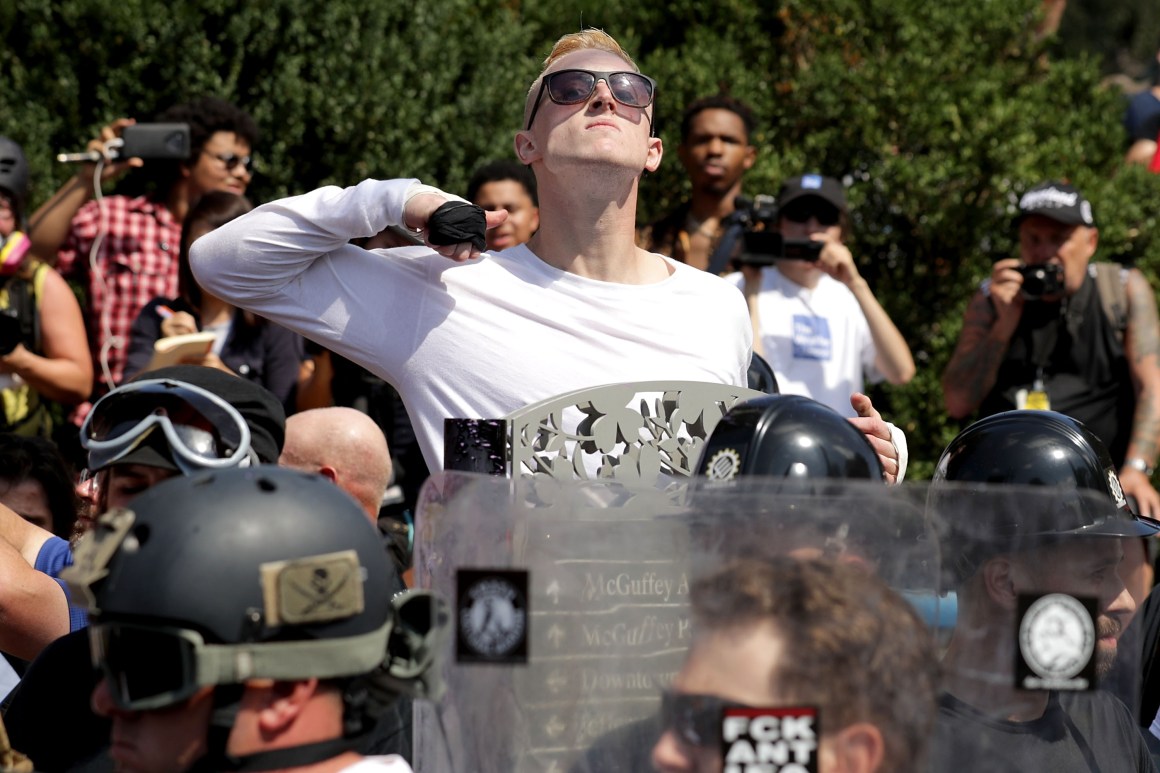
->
[727,174,915,418]
[942,180,1160,516]
[638,93,756,272]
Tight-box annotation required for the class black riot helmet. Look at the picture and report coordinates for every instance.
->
[0,137,30,223]
[697,394,883,482]
[64,467,447,770]
[930,410,1160,586]
[687,397,922,589]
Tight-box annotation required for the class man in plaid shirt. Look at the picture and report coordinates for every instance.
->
[28,96,258,392]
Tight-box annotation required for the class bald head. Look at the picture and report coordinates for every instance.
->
[279,407,392,522]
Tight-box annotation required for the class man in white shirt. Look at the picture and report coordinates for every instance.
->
[191,31,903,480]
[729,174,914,418]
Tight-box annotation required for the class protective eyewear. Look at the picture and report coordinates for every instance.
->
[91,623,206,711]
[203,150,254,174]
[90,617,395,712]
[526,69,656,131]
[781,200,841,227]
[80,379,252,473]
[660,689,750,748]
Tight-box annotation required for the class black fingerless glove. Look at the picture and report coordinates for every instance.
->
[426,201,487,252]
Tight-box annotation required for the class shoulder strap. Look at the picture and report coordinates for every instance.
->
[0,272,36,354]
[743,270,765,360]
[1092,262,1128,344]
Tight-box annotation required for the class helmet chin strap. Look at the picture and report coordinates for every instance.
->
[187,686,363,773]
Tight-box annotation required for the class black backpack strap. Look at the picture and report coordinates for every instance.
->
[1092,262,1128,345]
[1,263,41,354]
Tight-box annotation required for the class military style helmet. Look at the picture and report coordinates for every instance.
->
[696,394,883,482]
[0,137,29,220]
[64,467,446,768]
[930,410,1160,585]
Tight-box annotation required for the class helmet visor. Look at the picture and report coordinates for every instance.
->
[81,379,251,473]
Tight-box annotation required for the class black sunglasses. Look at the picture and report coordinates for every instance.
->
[660,690,750,748]
[203,150,254,174]
[781,200,841,227]
[526,69,656,131]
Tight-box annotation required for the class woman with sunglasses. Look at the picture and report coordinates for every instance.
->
[26,97,258,393]
[728,174,915,418]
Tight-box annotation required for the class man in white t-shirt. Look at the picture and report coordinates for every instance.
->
[191,33,905,480]
[729,174,914,417]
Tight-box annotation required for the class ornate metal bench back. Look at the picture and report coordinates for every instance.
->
[444,381,764,480]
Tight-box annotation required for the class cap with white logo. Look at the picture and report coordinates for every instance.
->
[1017,181,1095,227]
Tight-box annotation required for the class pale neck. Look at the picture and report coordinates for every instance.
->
[527,178,669,285]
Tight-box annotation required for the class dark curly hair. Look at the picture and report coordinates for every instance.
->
[466,159,539,206]
[679,93,755,144]
[121,96,258,196]
[0,433,80,538]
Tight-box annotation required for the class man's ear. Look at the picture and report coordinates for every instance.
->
[982,556,1020,611]
[830,721,885,773]
[743,144,757,171]
[514,131,539,165]
[255,679,318,735]
[317,465,338,484]
[644,136,664,174]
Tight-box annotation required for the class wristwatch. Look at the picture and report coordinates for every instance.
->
[1126,458,1155,477]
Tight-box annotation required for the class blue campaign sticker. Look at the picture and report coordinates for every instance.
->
[792,315,832,361]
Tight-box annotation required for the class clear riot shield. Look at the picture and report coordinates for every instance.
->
[924,481,1156,773]
[411,473,940,773]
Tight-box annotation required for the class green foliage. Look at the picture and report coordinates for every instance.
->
[5,0,1160,478]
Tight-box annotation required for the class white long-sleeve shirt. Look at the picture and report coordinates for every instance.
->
[191,179,751,471]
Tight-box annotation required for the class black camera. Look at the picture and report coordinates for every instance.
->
[1015,263,1064,300]
[117,124,191,160]
[0,308,23,356]
[704,195,826,274]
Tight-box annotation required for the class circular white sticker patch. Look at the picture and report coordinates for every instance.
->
[1019,593,1095,681]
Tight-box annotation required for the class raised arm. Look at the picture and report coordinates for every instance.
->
[1118,268,1160,517]
[941,259,1025,419]
[27,118,143,266]
[190,179,504,378]
[848,276,914,385]
[815,239,914,384]
[191,179,419,307]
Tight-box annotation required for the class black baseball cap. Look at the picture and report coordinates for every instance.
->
[1017,181,1095,227]
[777,174,847,213]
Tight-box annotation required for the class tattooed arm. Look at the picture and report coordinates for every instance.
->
[942,259,1026,419]
[1119,268,1160,517]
